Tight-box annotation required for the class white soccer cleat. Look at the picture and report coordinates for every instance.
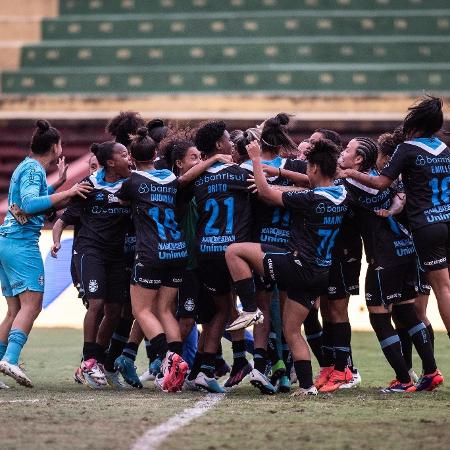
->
[183,377,199,391]
[195,371,226,394]
[0,360,33,387]
[291,385,318,396]
[0,379,9,389]
[139,369,156,383]
[80,358,107,389]
[226,308,264,332]
[249,368,276,395]
[104,369,130,389]
[340,368,362,389]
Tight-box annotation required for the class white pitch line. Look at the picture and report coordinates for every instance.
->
[132,393,224,450]
[0,399,41,404]
[0,398,95,405]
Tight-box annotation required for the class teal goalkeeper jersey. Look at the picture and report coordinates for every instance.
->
[0,157,51,242]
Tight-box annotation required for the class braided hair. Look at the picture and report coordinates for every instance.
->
[354,137,378,172]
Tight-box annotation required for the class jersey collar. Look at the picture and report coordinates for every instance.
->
[314,184,347,205]
[134,169,177,184]
[405,137,446,155]
[89,169,125,193]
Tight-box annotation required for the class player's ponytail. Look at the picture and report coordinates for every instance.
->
[403,95,444,139]
[90,141,116,167]
[260,112,297,153]
[30,119,61,155]
[129,127,157,162]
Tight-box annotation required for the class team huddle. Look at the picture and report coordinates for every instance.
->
[0,95,448,396]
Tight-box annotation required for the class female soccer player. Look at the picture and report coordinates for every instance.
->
[338,136,442,392]
[0,119,91,387]
[53,140,132,389]
[226,138,348,396]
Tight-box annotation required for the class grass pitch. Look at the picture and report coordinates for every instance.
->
[1,329,450,450]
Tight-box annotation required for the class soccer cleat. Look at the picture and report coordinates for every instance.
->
[224,362,252,388]
[291,385,318,396]
[154,373,168,392]
[408,369,420,384]
[319,368,352,393]
[81,358,107,389]
[105,369,130,389]
[195,371,226,393]
[314,366,334,389]
[270,359,286,385]
[0,379,9,389]
[0,360,33,387]
[73,366,85,385]
[183,377,200,391]
[340,368,362,389]
[381,379,413,393]
[114,355,143,389]
[225,309,264,332]
[290,365,298,384]
[161,352,189,392]
[277,375,291,393]
[406,370,444,392]
[214,359,231,379]
[140,357,163,383]
[250,368,276,395]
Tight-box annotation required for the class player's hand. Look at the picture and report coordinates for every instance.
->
[247,176,258,193]
[51,242,61,258]
[335,167,349,179]
[68,182,93,199]
[214,154,234,164]
[57,157,69,183]
[375,209,392,218]
[246,141,262,160]
[261,165,277,177]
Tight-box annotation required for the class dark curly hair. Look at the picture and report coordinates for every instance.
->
[195,121,227,155]
[306,139,340,178]
[403,95,444,139]
[106,111,145,147]
[158,128,196,175]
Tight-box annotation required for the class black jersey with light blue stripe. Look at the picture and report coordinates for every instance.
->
[241,157,306,246]
[282,184,348,269]
[382,137,450,230]
[62,169,131,259]
[193,162,252,259]
[344,171,415,268]
[117,169,187,268]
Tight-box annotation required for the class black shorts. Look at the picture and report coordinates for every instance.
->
[416,262,431,296]
[254,274,287,292]
[197,258,232,295]
[261,244,327,310]
[131,261,184,290]
[72,250,127,303]
[177,269,198,319]
[365,262,417,308]
[327,259,361,300]
[413,222,450,272]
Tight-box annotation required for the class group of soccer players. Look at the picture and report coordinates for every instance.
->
[0,95,448,396]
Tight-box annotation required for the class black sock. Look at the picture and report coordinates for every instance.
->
[268,331,281,365]
[231,339,247,372]
[396,328,413,370]
[322,321,335,367]
[294,360,313,389]
[304,308,325,367]
[82,341,98,361]
[168,341,183,356]
[200,352,216,378]
[217,342,223,358]
[394,303,437,374]
[188,352,203,380]
[144,338,154,361]
[150,333,168,359]
[96,344,108,364]
[122,342,139,362]
[233,278,256,312]
[253,348,267,373]
[369,313,410,384]
[333,322,351,372]
[104,320,133,372]
[447,331,450,340]
[347,346,355,372]
[427,324,435,350]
